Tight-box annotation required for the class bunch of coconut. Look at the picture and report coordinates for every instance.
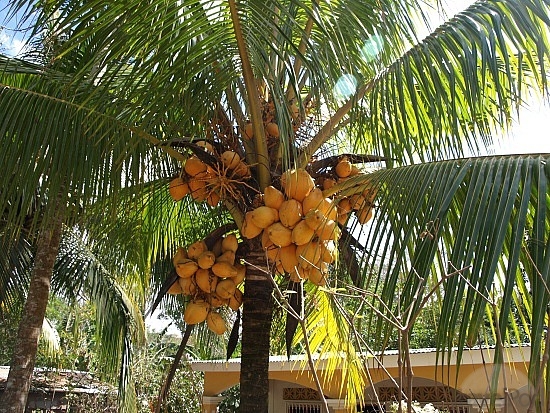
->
[320,157,376,225]
[240,168,340,287]
[168,233,245,335]
[168,141,251,207]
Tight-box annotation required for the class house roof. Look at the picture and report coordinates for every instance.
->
[190,344,532,373]
[0,366,113,394]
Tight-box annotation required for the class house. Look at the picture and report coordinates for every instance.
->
[191,345,534,413]
[0,366,116,412]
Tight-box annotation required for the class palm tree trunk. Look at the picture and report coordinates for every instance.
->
[0,200,65,413]
[239,247,274,413]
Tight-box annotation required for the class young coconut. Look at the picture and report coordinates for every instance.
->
[221,150,241,169]
[197,251,216,269]
[184,156,207,177]
[196,140,214,154]
[212,261,239,278]
[267,222,293,247]
[184,300,210,325]
[169,177,190,201]
[175,259,199,278]
[207,312,227,335]
[291,220,315,245]
[264,186,285,210]
[178,277,197,296]
[195,268,218,293]
[334,158,353,178]
[167,279,183,295]
[296,242,322,269]
[172,246,188,268]
[280,244,299,273]
[241,211,263,239]
[302,188,324,214]
[188,240,208,260]
[188,177,208,201]
[278,199,303,228]
[216,278,236,299]
[266,122,280,137]
[215,250,236,265]
[281,168,315,202]
[250,206,279,229]
[221,234,239,253]
[243,122,254,140]
[228,288,243,311]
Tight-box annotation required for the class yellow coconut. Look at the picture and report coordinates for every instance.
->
[280,244,299,273]
[216,250,236,265]
[233,263,246,285]
[195,268,218,293]
[221,234,239,253]
[304,209,326,231]
[184,300,210,325]
[221,150,241,169]
[357,207,374,224]
[212,261,239,278]
[206,190,221,207]
[262,231,280,261]
[320,240,337,263]
[175,259,199,278]
[266,122,280,137]
[318,198,338,221]
[167,279,183,295]
[209,293,228,308]
[322,178,337,191]
[278,199,303,228]
[335,159,352,178]
[275,260,285,275]
[291,220,315,245]
[264,186,285,210]
[349,194,367,211]
[172,246,188,268]
[281,168,315,202]
[315,219,337,242]
[188,177,208,201]
[197,251,216,269]
[309,263,328,286]
[196,140,214,154]
[243,122,254,140]
[241,211,263,239]
[178,276,197,296]
[184,156,207,177]
[302,188,324,214]
[250,206,279,229]
[337,212,349,226]
[228,288,243,311]
[267,222,293,247]
[216,278,236,299]
[296,242,322,269]
[350,165,361,176]
[233,161,251,178]
[169,177,190,201]
[207,312,227,335]
[337,198,352,215]
[211,238,223,257]
[188,240,208,260]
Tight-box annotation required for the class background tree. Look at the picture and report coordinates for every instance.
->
[2,1,550,413]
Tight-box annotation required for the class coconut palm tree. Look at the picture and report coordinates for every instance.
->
[2,0,550,412]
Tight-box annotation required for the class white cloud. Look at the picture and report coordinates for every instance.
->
[0,29,26,56]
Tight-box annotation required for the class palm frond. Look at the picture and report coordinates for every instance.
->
[53,228,145,413]
[335,154,549,388]
[357,0,550,164]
